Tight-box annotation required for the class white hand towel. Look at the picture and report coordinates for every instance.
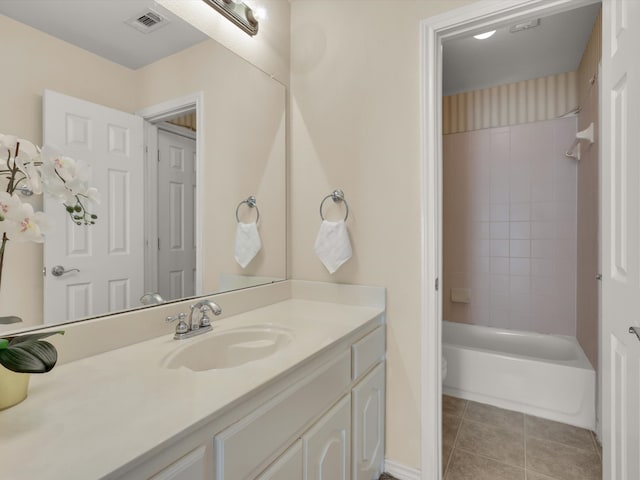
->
[234,222,262,268]
[314,220,352,274]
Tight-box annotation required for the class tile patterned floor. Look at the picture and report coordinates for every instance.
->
[442,395,602,480]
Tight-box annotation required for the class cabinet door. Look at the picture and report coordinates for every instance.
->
[352,363,385,480]
[256,439,303,480]
[149,445,206,480]
[303,395,351,480]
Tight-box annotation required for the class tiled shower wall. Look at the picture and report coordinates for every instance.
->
[443,117,578,336]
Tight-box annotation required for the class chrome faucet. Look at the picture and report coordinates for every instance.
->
[166,300,222,340]
[189,300,222,330]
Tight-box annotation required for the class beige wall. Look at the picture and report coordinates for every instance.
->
[576,9,601,369]
[0,14,139,328]
[290,0,476,469]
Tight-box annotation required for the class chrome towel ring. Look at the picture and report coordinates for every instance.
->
[319,189,349,221]
[236,195,260,223]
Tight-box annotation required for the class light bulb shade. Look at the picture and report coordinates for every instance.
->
[202,0,259,36]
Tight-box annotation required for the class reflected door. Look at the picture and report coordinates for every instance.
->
[43,90,144,324]
[157,129,196,301]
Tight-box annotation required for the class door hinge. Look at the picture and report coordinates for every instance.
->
[157,150,160,162]
[158,238,160,250]
[435,277,439,291]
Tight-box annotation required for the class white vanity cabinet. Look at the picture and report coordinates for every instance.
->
[117,325,385,480]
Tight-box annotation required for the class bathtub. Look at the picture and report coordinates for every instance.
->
[442,320,596,430]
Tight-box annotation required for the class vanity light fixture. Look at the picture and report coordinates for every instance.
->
[202,0,259,36]
[473,30,496,40]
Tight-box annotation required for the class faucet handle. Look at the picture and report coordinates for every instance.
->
[165,312,187,323]
[166,312,189,335]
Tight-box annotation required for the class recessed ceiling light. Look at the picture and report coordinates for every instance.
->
[473,30,496,40]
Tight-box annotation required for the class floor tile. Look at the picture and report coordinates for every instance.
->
[465,401,524,433]
[525,415,595,452]
[445,449,525,480]
[525,471,557,480]
[456,419,525,467]
[526,436,602,480]
[443,413,462,472]
[444,395,467,417]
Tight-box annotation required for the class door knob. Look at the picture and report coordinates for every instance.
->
[51,265,80,277]
[629,326,640,342]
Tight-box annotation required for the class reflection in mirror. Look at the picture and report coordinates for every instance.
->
[0,0,286,334]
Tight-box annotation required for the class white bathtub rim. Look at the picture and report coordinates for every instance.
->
[442,320,594,371]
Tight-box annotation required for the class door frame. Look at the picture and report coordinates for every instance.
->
[136,92,204,297]
[419,1,602,478]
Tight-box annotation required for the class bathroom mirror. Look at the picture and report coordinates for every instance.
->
[0,1,286,333]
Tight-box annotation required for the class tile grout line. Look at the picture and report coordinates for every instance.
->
[526,431,599,455]
[454,447,526,474]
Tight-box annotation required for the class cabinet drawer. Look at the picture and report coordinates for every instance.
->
[214,350,350,480]
[351,327,385,381]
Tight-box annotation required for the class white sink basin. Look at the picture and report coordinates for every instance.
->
[162,325,294,372]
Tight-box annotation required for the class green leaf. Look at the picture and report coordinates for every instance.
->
[0,338,8,349]
[0,340,58,373]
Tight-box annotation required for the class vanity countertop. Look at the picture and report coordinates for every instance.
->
[0,297,384,480]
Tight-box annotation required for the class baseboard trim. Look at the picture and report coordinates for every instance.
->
[384,459,421,480]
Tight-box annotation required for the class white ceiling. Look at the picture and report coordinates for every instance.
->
[0,0,209,69]
[443,2,601,96]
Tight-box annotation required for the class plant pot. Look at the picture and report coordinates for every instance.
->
[0,365,30,410]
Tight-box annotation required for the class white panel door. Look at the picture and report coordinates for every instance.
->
[43,90,144,324]
[157,129,196,301]
[303,395,351,480]
[601,1,640,478]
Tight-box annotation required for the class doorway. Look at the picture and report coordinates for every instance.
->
[419,1,606,479]
[137,93,204,303]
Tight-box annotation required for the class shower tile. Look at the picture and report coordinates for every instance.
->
[491,239,509,257]
[491,222,510,239]
[510,258,530,276]
[465,402,524,433]
[531,203,556,221]
[510,276,530,295]
[510,222,530,240]
[526,437,601,480]
[531,222,556,239]
[525,416,595,452]
[445,449,525,480]
[491,257,510,274]
[456,420,525,467]
[510,203,530,222]
[443,395,467,417]
[491,204,509,222]
[510,240,530,258]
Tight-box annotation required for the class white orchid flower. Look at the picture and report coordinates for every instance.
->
[0,192,23,223]
[0,134,18,157]
[4,202,47,243]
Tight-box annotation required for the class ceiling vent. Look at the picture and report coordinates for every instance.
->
[125,9,169,34]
